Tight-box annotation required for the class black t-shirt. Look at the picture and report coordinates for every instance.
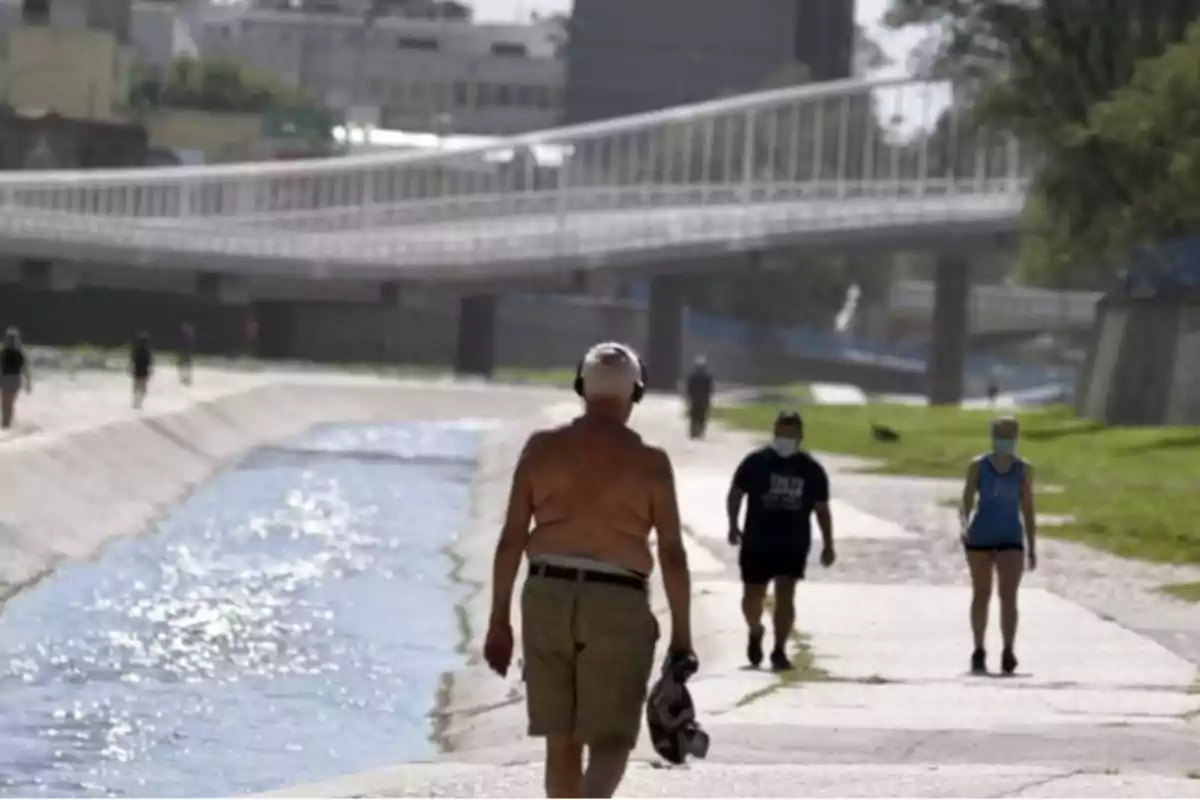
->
[733,447,830,542]
[0,345,24,376]
[131,343,152,377]
[686,369,713,404]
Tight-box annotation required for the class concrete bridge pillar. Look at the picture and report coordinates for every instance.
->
[645,274,685,392]
[454,294,497,378]
[926,253,971,405]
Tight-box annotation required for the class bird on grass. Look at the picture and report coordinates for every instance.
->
[871,422,900,443]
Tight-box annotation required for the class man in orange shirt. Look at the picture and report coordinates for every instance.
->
[484,342,694,798]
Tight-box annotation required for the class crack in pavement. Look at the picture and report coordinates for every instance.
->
[994,768,1088,798]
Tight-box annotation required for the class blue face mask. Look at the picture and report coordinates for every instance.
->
[992,437,1016,456]
[772,437,798,458]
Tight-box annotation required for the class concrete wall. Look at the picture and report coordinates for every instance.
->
[0,378,551,601]
[1166,304,1200,423]
[3,26,124,119]
[0,282,924,391]
[0,283,252,355]
[266,293,648,369]
[1076,295,1200,425]
[250,293,926,391]
[139,108,267,163]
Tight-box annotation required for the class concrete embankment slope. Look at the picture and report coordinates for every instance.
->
[0,372,560,603]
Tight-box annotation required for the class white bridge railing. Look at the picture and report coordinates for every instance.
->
[0,76,1031,277]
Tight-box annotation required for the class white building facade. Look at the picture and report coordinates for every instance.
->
[0,1,562,135]
[195,5,566,135]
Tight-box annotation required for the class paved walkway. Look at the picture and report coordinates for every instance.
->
[273,393,1200,798]
[803,383,1200,665]
[0,365,269,445]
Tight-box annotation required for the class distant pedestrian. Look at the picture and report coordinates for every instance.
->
[0,326,32,430]
[178,322,195,385]
[244,313,259,358]
[987,375,1000,407]
[130,331,153,410]
[727,410,835,671]
[685,355,714,440]
[959,416,1038,675]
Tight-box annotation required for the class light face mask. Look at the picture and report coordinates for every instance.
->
[772,438,798,458]
[992,437,1016,456]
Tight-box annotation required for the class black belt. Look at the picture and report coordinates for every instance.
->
[530,563,647,592]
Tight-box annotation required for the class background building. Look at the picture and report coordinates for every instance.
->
[564,0,855,123]
[0,1,561,137]
[794,0,856,82]
[43,0,132,40]
[0,107,147,169]
[196,4,565,134]
[129,0,200,69]
[0,0,135,121]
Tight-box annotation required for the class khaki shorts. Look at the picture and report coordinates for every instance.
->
[521,573,659,748]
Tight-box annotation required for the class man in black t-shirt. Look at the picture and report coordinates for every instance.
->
[726,410,835,671]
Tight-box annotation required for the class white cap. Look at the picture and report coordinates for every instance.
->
[580,342,642,399]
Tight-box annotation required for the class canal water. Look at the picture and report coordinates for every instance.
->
[0,420,490,797]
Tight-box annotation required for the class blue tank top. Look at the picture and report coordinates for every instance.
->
[967,456,1025,546]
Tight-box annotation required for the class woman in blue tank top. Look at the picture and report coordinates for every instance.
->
[959,416,1038,676]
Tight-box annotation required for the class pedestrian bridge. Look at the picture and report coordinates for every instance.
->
[890,280,1099,334]
[0,76,1029,281]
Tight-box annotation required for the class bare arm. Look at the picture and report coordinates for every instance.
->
[727,455,751,542]
[726,485,744,537]
[651,447,692,652]
[813,465,833,549]
[814,503,833,548]
[1021,464,1037,553]
[488,435,538,628]
[959,460,981,532]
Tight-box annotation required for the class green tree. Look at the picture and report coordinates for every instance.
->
[1075,21,1200,260]
[130,57,315,114]
[885,0,1200,284]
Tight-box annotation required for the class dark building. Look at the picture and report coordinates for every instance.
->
[564,0,856,123]
[23,0,132,39]
[794,0,856,83]
[0,107,148,170]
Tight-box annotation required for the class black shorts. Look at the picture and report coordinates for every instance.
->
[964,541,1024,553]
[739,538,811,585]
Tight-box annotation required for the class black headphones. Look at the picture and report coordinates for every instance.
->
[573,344,648,404]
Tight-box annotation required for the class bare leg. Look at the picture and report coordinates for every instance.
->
[582,744,631,798]
[545,735,584,798]
[742,583,767,634]
[772,577,798,654]
[965,550,995,651]
[995,550,1025,651]
[1,390,13,429]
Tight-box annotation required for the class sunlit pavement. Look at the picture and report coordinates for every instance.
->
[272,396,1200,798]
